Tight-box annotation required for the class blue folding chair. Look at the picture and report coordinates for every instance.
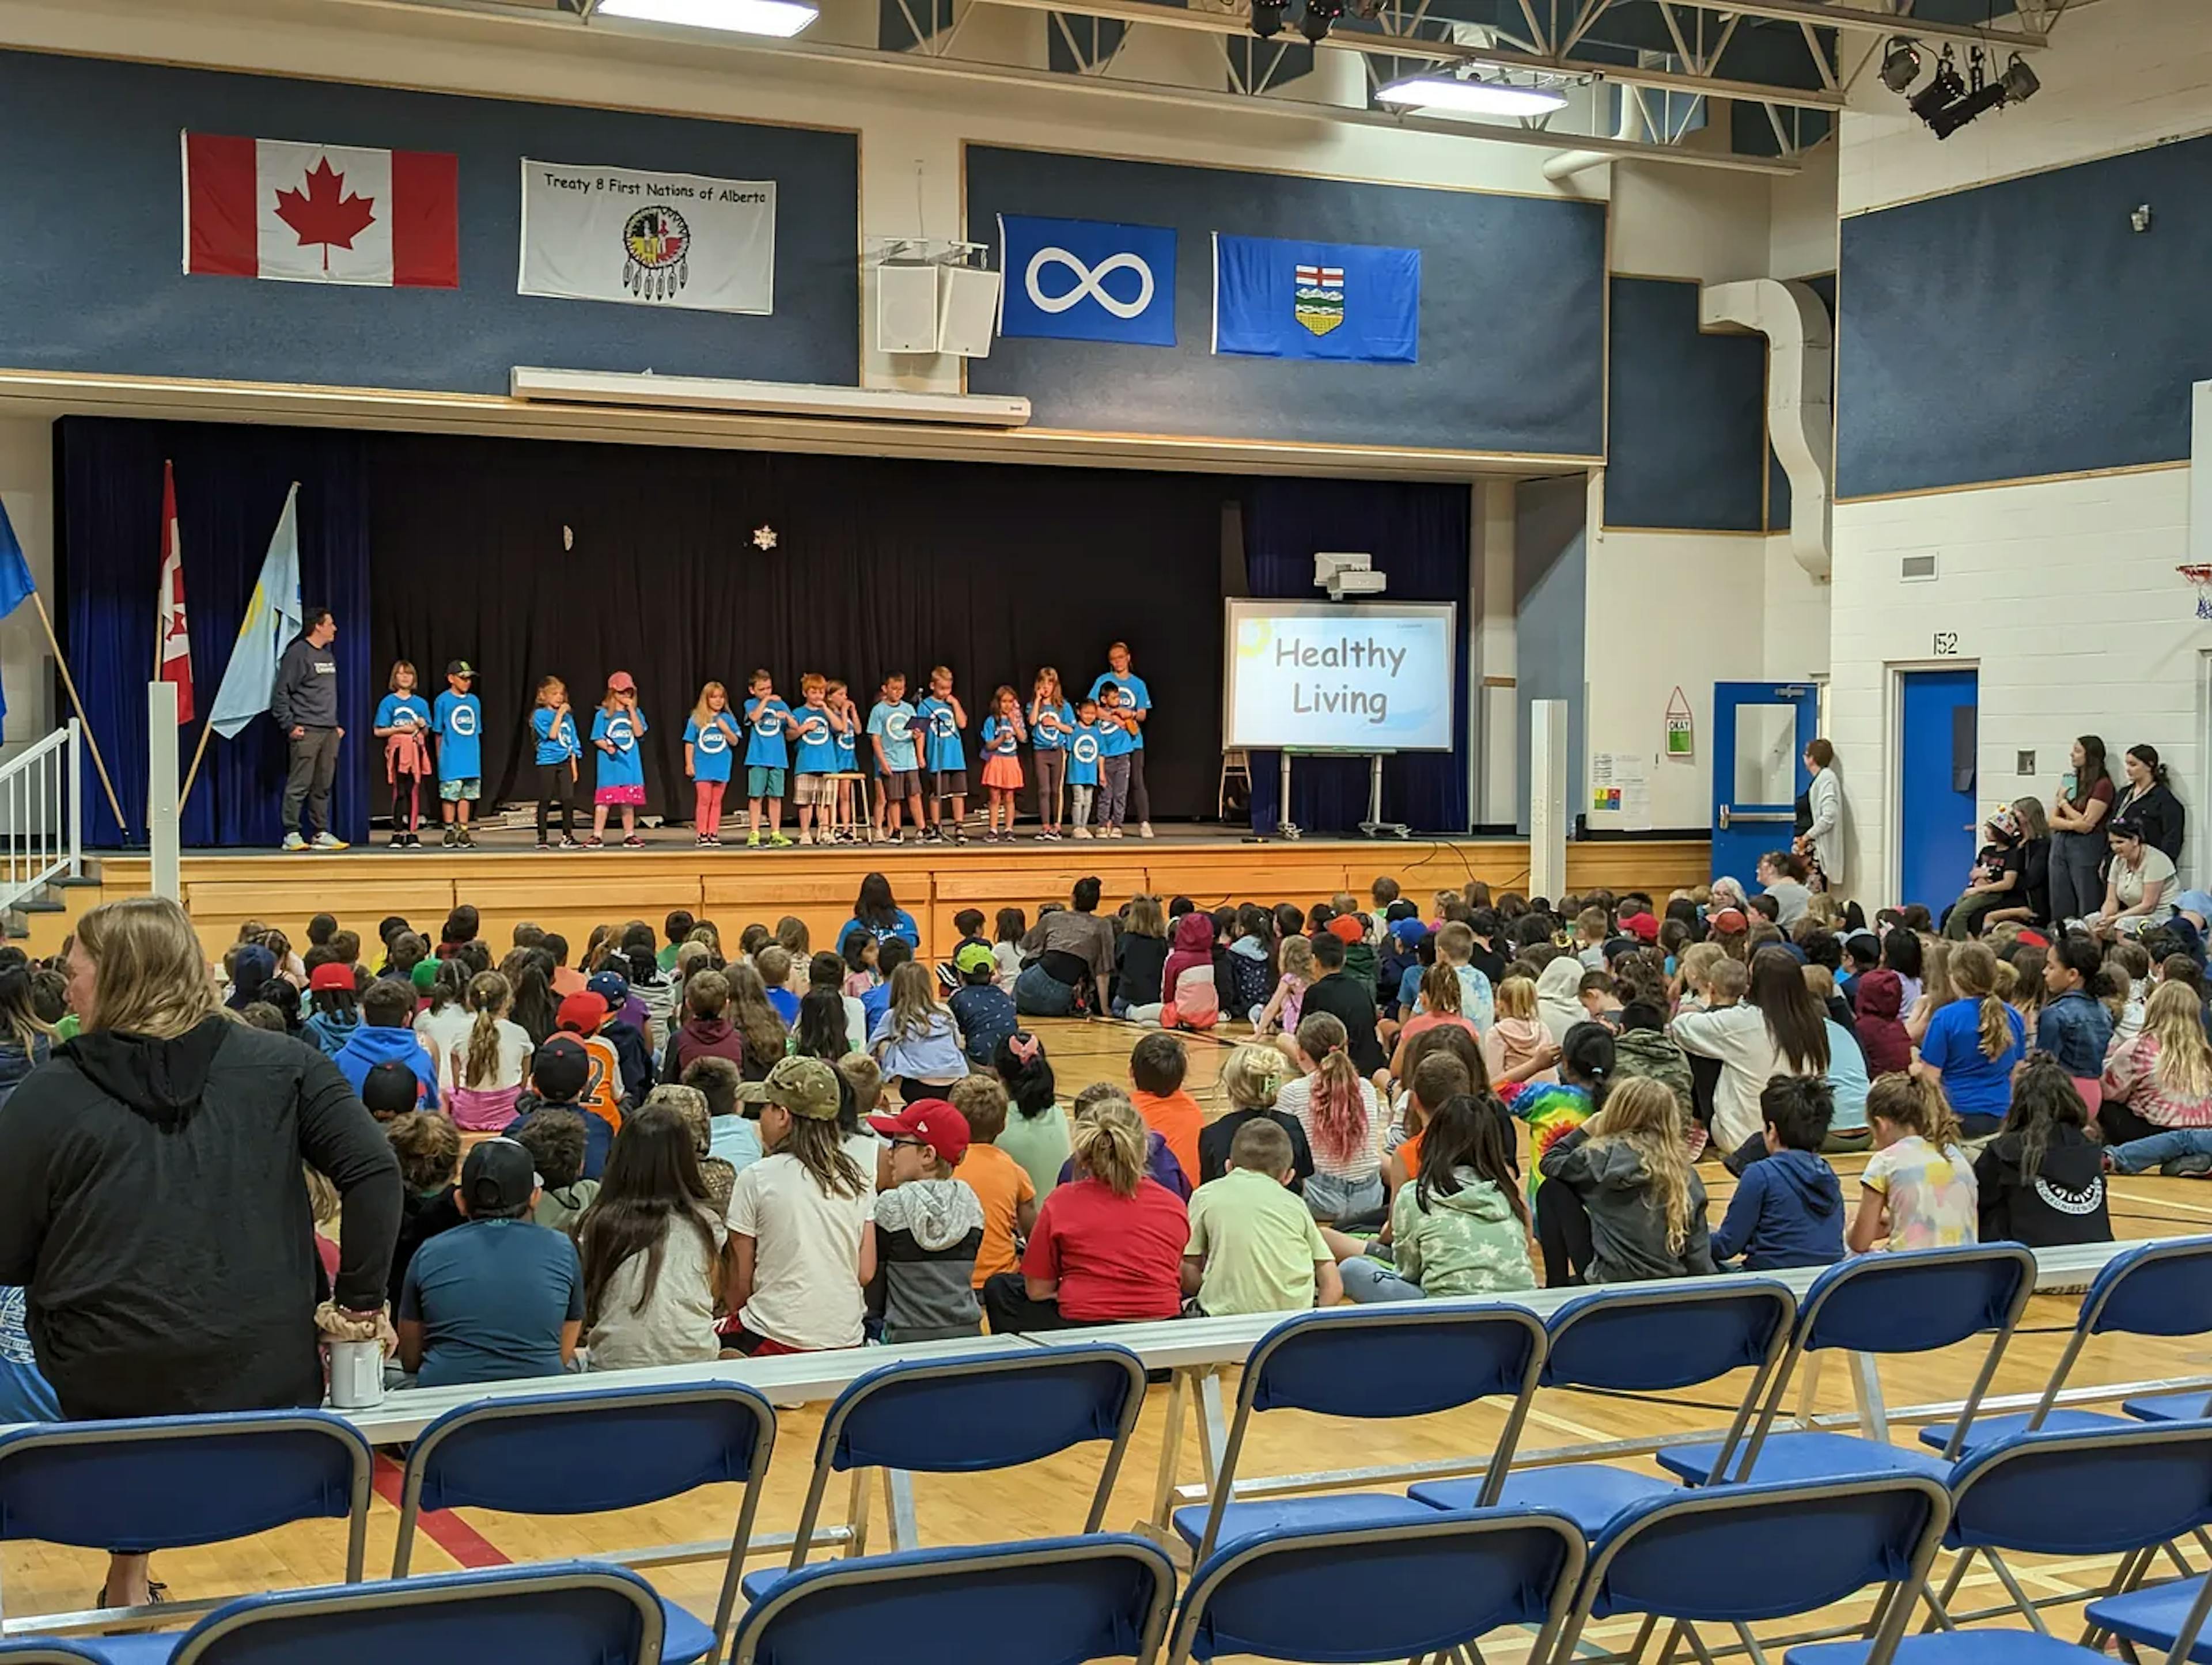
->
[1176,1302,1546,1565]
[768,1344,1146,1583]
[0,1410,372,1648]
[728,1536,1177,1665]
[1781,1426,2212,1663]
[1657,1245,2036,1486]
[1408,1279,1797,1535]
[1554,1472,1952,1665]
[159,1563,667,1665]
[390,1383,776,1665]
[1164,1506,1585,1665]
[0,1645,116,1663]
[1915,1235,2212,1453]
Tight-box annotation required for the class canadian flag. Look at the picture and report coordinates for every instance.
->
[157,461,194,725]
[183,132,459,289]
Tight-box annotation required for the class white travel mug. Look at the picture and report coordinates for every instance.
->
[327,1338,385,1410]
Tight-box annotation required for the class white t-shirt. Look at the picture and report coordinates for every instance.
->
[2114,845,2178,916]
[1671,1002,1785,1152]
[725,1150,871,1349]
[447,1017,535,1093]
[1276,1072,1383,1181]
[585,1213,722,1370]
[415,1004,474,1084]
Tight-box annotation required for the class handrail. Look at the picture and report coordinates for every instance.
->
[0,720,81,916]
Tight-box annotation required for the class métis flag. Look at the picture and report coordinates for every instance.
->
[997,214,1177,347]
[1212,233,1421,364]
[207,484,303,740]
[157,461,194,724]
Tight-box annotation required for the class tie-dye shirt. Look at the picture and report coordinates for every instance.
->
[1860,1135,1978,1251]
[1510,1082,1594,1206]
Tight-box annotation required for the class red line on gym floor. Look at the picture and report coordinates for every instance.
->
[372,1454,513,1569]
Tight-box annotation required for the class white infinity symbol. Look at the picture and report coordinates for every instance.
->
[1025,246,1155,319]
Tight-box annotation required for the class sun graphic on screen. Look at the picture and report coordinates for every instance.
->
[1235,618,1274,658]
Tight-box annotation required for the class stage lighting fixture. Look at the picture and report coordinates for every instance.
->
[1878,36,1921,94]
[1299,0,1344,44]
[1250,0,1284,37]
[2000,53,2041,104]
[1907,45,1967,125]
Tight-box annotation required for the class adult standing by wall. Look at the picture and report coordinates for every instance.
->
[2048,735,2115,924]
[2114,744,2186,863]
[1795,739,1844,894]
[0,896,400,1607]
[273,606,347,852]
[1089,641,1153,839]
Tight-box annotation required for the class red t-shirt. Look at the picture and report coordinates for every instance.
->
[1020,1177,1188,1323]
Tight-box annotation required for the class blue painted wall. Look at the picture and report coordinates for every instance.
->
[1516,473,1586,837]
[966,145,1607,456]
[1768,271,1834,531]
[0,50,859,396]
[1604,276,1766,532]
[1838,130,2212,499]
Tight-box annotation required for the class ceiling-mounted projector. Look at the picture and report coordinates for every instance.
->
[1315,551,1387,601]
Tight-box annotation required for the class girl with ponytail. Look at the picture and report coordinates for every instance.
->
[447,971,535,1131]
[1279,1012,1385,1224]
[1518,1021,1616,1285]
[1912,940,2025,1139]
[980,1093,1189,1334]
[1850,1072,1976,1253]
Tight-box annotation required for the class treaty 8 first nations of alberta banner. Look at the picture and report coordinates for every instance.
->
[518,160,776,315]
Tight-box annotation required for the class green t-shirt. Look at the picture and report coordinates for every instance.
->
[1186,1169,1329,1318]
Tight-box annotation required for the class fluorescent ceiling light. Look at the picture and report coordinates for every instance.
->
[594,0,819,38]
[1377,75,1570,117]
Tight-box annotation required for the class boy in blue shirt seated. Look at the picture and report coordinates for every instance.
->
[333,978,440,1109]
[1710,1076,1846,1270]
[396,1138,584,1388]
[948,942,1018,1067]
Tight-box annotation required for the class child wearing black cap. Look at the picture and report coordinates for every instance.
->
[396,1137,584,1389]
[360,1059,424,1122]
[504,1037,613,1180]
[432,660,482,849]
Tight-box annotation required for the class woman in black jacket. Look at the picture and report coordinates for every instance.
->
[2115,744,2186,862]
[0,897,400,1609]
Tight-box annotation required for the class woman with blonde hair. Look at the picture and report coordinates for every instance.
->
[982,1094,1188,1333]
[2101,977,2212,1144]
[1196,1042,1314,1188]
[0,896,401,1610]
[1536,1077,1712,1283]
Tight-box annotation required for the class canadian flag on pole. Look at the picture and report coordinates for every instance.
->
[182,132,459,289]
[157,461,194,725]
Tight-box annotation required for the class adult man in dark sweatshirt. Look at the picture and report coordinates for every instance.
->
[272,606,346,852]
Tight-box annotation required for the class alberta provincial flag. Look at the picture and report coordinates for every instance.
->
[997,214,1177,347]
[1213,233,1421,363]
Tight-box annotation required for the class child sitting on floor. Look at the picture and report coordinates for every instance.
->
[948,944,1019,1067]
[512,1105,601,1234]
[1183,1120,1339,1317]
[864,1098,984,1342]
[1329,1093,1534,1303]
[1709,1077,1844,1270]
[1129,1032,1205,1192]
[384,1110,464,1314]
[334,978,440,1109]
[1975,1054,2111,1247]
[1058,1083,1191,1199]
[725,1057,874,1355]
[948,1074,1038,1289]
[505,1037,615,1181]
[1537,1077,1715,1284]
[1848,1074,1977,1253]
[872,961,968,1103]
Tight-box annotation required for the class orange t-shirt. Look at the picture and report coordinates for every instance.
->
[959,1140,1037,1285]
[551,968,588,999]
[1132,1089,1204,1192]
[574,1033,625,1132]
[1396,1129,1425,1186]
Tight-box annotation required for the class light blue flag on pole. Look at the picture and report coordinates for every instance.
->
[207,483,303,740]
[1212,233,1421,363]
[997,214,1178,347]
[0,497,36,731]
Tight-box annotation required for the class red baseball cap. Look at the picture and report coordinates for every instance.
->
[607,671,637,693]
[1326,915,1364,945]
[308,962,355,992]
[1622,912,1660,944]
[1710,908,1748,934]
[556,991,607,1036]
[866,1099,971,1167]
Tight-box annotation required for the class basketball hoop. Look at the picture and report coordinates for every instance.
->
[2182,565,2212,620]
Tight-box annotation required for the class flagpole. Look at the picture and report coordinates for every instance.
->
[176,720,218,816]
[29,591,129,836]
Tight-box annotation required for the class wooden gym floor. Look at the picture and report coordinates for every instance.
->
[8,1014,2211,1657]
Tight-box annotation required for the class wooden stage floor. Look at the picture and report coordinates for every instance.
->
[7,1012,2212,1654]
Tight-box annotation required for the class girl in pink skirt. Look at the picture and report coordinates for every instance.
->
[979,685,1028,844]
[446,971,535,1130]
[588,671,650,849]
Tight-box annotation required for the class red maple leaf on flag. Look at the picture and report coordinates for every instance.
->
[273,159,378,272]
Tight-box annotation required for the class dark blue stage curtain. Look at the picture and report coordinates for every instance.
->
[56,418,371,849]
[1243,477,1471,837]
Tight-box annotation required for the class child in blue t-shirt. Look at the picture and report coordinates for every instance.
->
[868,673,925,845]
[791,673,843,847]
[1096,684,1138,839]
[432,660,483,849]
[742,669,794,849]
[1066,696,1104,839]
[827,678,862,844]
[979,685,1027,844]
[1028,667,1075,842]
[588,673,649,851]
[916,666,969,847]
[373,659,434,849]
[1089,643,1154,840]
[530,676,583,849]
[683,680,742,849]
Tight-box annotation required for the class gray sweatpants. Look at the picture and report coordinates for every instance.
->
[1100,756,1132,828]
[283,726,340,836]
[1033,748,1067,826]
[1070,783,1096,830]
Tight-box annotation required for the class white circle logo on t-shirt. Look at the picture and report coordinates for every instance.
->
[929,706,958,738]
[448,704,478,738]
[754,706,785,738]
[886,712,912,742]
[1072,733,1100,765]
[607,716,636,750]
[797,712,831,746]
[696,723,730,755]
[993,727,1018,754]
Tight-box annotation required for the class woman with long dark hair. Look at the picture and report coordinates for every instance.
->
[576,1105,723,1370]
[2114,744,2186,862]
[2048,735,2115,924]
[1672,946,1828,1155]
[832,873,920,961]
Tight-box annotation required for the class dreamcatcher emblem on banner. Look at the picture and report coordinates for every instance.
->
[622,205,691,301]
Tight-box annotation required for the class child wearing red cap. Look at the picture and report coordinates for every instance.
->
[557,991,627,1133]
[864,1099,984,1341]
